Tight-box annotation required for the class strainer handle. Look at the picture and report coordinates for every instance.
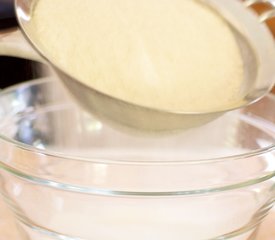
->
[244,0,275,22]
[0,27,44,62]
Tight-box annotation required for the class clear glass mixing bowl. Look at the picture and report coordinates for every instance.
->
[0,78,274,240]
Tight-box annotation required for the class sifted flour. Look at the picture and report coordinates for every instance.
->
[31,0,244,112]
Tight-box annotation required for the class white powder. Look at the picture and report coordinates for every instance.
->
[31,0,244,112]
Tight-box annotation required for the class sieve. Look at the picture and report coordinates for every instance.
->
[0,0,275,131]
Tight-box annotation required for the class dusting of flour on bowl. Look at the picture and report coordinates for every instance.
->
[31,0,243,112]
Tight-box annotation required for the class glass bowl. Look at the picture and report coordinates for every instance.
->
[0,78,274,240]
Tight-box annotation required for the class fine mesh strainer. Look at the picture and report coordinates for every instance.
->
[0,0,275,131]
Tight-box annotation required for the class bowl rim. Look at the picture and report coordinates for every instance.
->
[0,78,275,166]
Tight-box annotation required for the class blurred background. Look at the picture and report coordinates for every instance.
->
[0,0,275,90]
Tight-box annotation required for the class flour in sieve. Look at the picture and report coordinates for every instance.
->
[31,0,244,112]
